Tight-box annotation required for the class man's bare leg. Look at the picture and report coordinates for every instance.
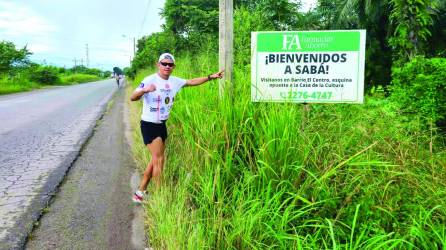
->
[147,137,165,188]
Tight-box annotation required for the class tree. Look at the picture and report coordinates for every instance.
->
[389,0,436,61]
[158,0,301,54]
[161,0,219,36]
[235,0,301,29]
[0,41,31,73]
[132,31,178,72]
[310,0,393,87]
[113,67,123,75]
[123,67,135,78]
[429,0,446,56]
[70,65,88,74]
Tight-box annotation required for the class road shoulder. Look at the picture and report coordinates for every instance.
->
[26,87,146,249]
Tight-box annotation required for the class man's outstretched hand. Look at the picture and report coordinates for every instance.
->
[210,69,224,80]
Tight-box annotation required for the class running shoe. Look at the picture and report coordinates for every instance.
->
[132,191,144,204]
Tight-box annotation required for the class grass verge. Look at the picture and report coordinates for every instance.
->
[0,74,104,95]
[0,76,40,95]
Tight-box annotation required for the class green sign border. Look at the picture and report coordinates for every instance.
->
[252,30,366,104]
[257,31,360,52]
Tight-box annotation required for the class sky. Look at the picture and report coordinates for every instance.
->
[301,0,317,12]
[0,0,316,72]
[0,0,165,71]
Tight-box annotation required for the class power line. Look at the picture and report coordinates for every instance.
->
[5,33,134,49]
[139,0,152,36]
[88,47,130,53]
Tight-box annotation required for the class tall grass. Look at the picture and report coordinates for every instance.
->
[0,75,39,94]
[128,54,446,249]
[60,73,101,84]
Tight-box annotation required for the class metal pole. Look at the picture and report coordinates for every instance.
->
[86,43,89,68]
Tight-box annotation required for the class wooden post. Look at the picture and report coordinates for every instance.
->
[219,0,233,99]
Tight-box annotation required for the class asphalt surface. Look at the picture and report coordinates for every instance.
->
[0,80,119,249]
[25,85,145,249]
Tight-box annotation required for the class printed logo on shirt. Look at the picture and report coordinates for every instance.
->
[152,96,161,102]
[139,83,145,88]
[165,83,170,89]
[160,89,171,93]
[160,107,166,114]
[165,97,170,104]
[149,107,159,112]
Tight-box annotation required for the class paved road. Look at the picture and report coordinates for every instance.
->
[0,80,117,249]
[25,86,146,250]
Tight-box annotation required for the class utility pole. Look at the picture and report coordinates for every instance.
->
[86,43,89,68]
[219,0,233,99]
[133,37,136,57]
[73,58,77,73]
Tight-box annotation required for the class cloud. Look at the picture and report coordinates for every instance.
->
[0,0,163,70]
[27,43,54,53]
[0,1,57,37]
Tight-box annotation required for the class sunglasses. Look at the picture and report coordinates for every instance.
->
[160,62,175,67]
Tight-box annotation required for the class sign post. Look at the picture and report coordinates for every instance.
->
[251,30,366,103]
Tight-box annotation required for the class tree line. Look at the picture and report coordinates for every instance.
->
[130,0,445,126]
[0,40,111,94]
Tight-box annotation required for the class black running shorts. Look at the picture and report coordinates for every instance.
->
[140,120,167,145]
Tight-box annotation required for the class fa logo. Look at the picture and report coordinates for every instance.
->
[282,34,302,50]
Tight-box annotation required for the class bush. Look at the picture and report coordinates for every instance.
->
[391,57,446,124]
[60,74,100,84]
[29,66,61,85]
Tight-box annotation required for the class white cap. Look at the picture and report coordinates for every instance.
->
[158,53,175,63]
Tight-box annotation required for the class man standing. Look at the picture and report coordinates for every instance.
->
[130,53,223,203]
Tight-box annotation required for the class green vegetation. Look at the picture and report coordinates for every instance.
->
[60,74,102,84]
[127,0,446,249]
[0,41,30,73]
[0,40,109,95]
[130,55,446,249]
[391,57,446,124]
[0,75,39,95]
[29,66,62,85]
